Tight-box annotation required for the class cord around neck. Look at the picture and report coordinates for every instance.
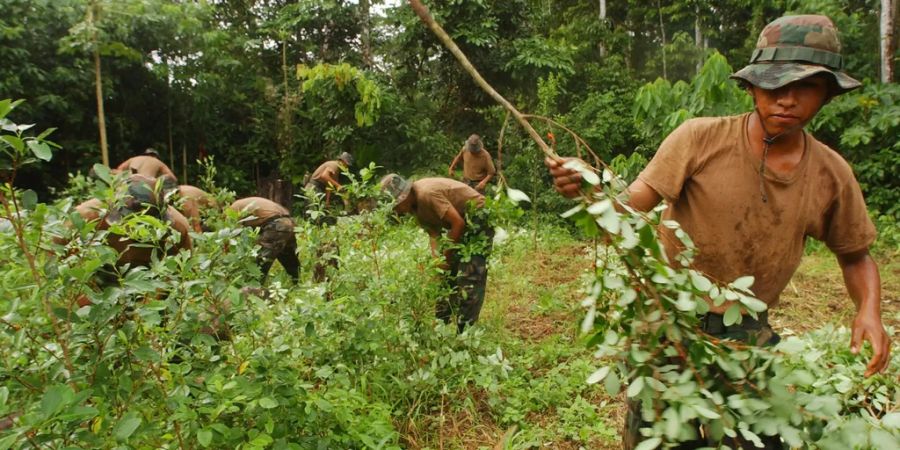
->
[754,109,799,203]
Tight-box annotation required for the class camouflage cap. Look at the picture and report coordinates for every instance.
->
[465,134,483,152]
[338,152,355,167]
[379,173,411,205]
[731,15,860,95]
[108,174,166,223]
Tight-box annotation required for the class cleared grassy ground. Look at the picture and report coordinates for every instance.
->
[410,232,899,449]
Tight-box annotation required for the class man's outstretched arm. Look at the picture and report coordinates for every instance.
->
[448,150,463,176]
[837,248,890,377]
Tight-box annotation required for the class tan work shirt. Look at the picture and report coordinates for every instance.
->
[411,178,484,232]
[229,197,290,227]
[638,113,876,311]
[177,185,216,232]
[75,198,192,267]
[311,160,343,185]
[456,148,496,182]
[116,155,177,180]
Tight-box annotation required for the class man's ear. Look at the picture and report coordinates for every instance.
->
[743,82,756,102]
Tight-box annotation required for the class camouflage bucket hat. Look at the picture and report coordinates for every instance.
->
[108,174,165,223]
[339,152,355,167]
[731,15,861,95]
[379,173,411,205]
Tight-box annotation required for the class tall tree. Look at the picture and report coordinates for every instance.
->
[881,0,896,82]
[63,0,148,167]
[88,2,109,166]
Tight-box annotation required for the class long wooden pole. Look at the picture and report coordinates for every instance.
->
[90,1,109,166]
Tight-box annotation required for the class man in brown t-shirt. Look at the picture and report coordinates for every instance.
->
[380,174,492,333]
[71,174,192,269]
[229,197,299,284]
[448,134,496,193]
[304,152,354,209]
[173,184,218,232]
[545,14,889,450]
[115,149,177,181]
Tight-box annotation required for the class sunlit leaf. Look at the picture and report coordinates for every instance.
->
[587,366,611,384]
[627,376,645,398]
[198,429,212,447]
[723,304,742,326]
[634,437,661,450]
[27,140,52,161]
[731,275,754,291]
[505,187,530,204]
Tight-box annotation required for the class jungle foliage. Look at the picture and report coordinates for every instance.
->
[1,0,896,219]
[1,97,898,448]
[1,0,899,448]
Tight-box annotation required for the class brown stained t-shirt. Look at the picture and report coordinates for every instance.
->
[638,113,876,311]
[456,148,496,182]
[311,160,343,184]
[74,198,192,266]
[177,185,216,232]
[116,155,177,180]
[229,197,290,227]
[411,178,484,232]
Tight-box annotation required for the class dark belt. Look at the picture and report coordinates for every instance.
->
[700,310,768,334]
[699,310,779,346]
[261,214,291,227]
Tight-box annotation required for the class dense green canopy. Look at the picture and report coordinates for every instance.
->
[2,0,896,214]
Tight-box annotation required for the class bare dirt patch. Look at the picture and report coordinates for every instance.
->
[776,252,899,335]
[488,242,588,342]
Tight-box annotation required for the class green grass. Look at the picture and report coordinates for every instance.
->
[401,228,620,449]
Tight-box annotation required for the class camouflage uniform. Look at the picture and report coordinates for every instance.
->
[625,15,860,450]
[380,174,492,333]
[257,216,300,283]
[437,205,493,334]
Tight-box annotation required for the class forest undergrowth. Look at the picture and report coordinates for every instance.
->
[2,99,898,449]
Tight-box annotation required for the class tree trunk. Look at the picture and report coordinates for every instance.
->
[657,0,668,80]
[881,0,896,83]
[166,61,174,170]
[89,2,109,166]
[695,7,703,74]
[598,0,607,58]
[360,0,372,68]
[181,142,187,183]
[281,38,291,160]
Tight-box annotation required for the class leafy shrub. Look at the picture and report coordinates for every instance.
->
[810,83,900,217]
[561,157,899,449]
[633,51,752,151]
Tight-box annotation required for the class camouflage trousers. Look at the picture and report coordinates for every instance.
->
[463,178,486,194]
[437,216,493,333]
[258,217,300,283]
[437,254,489,334]
[624,311,783,450]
